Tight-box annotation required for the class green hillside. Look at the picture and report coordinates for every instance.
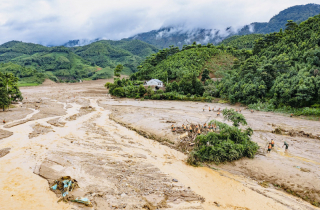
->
[0,40,158,85]
[257,3,320,34]
[132,43,226,82]
[217,15,320,110]
[218,34,265,49]
[70,40,158,75]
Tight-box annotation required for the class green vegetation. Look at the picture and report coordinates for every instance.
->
[71,40,158,76]
[216,16,320,111]
[0,72,22,111]
[248,102,320,117]
[108,43,231,100]
[131,42,222,81]
[108,43,244,101]
[0,62,45,85]
[0,39,158,85]
[201,68,210,81]
[188,109,258,165]
[202,52,235,78]
[219,34,265,49]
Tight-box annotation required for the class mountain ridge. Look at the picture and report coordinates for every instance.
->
[128,3,320,49]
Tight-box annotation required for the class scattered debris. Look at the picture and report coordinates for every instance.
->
[214,201,220,207]
[166,120,176,123]
[300,168,311,173]
[258,181,269,188]
[50,176,92,207]
[272,126,320,140]
[71,197,92,206]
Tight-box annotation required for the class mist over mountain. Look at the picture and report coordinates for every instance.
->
[128,3,320,49]
[63,39,100,47]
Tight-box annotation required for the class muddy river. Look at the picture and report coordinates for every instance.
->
[0,79,319,210]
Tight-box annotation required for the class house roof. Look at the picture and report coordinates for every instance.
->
[148,79,163,83]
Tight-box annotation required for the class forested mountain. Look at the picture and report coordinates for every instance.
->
[216,15,320,108]
[0,40,158,85]
[218,34,265,49]
[239,3,320,35]
[131,42,238,83]
[129,4,320,49]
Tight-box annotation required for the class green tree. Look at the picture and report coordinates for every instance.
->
[201,68,210,81]
[138,84,146,97]
[222,108,247,127]
[114,64,123,78]
[0,72,22,111]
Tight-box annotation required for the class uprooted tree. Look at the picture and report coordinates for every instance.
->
[187,108,258,165]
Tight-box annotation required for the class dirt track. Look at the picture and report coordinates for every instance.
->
[0,79,319,210]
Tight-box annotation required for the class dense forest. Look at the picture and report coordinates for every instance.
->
[0,40,158,85]
[218,34,265,49]
[216,15,320,109]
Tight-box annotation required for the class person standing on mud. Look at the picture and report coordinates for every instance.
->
[267,143,272,153]
[283,141,289,151]
[271,139,275,148]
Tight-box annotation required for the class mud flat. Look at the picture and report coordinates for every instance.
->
[101,98,320,208]
[0,80,318,210]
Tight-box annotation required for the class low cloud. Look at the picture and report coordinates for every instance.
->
[0,0,318,45]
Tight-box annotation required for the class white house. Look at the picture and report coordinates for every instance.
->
[144,79,164,87]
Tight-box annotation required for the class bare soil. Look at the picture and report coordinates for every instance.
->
[0,78,318,210]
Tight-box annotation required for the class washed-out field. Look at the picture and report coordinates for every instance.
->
[0,79,319,210]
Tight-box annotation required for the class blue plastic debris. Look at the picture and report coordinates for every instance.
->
[51,184,58,190]
[50,177,92,206]
[72,197,92,206]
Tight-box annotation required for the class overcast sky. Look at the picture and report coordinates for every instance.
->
[0,0,319,46]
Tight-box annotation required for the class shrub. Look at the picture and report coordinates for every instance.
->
[112,87,125,97]
[157,89,164,94]
[105,82,112,89]
[187,112,258,165]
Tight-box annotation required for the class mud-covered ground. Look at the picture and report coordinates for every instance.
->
[103,99,320,207]
[0,79,319,210]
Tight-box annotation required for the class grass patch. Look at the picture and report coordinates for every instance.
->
[18,82,40,87]
[248,101,320,118]
[203,52,235,78]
